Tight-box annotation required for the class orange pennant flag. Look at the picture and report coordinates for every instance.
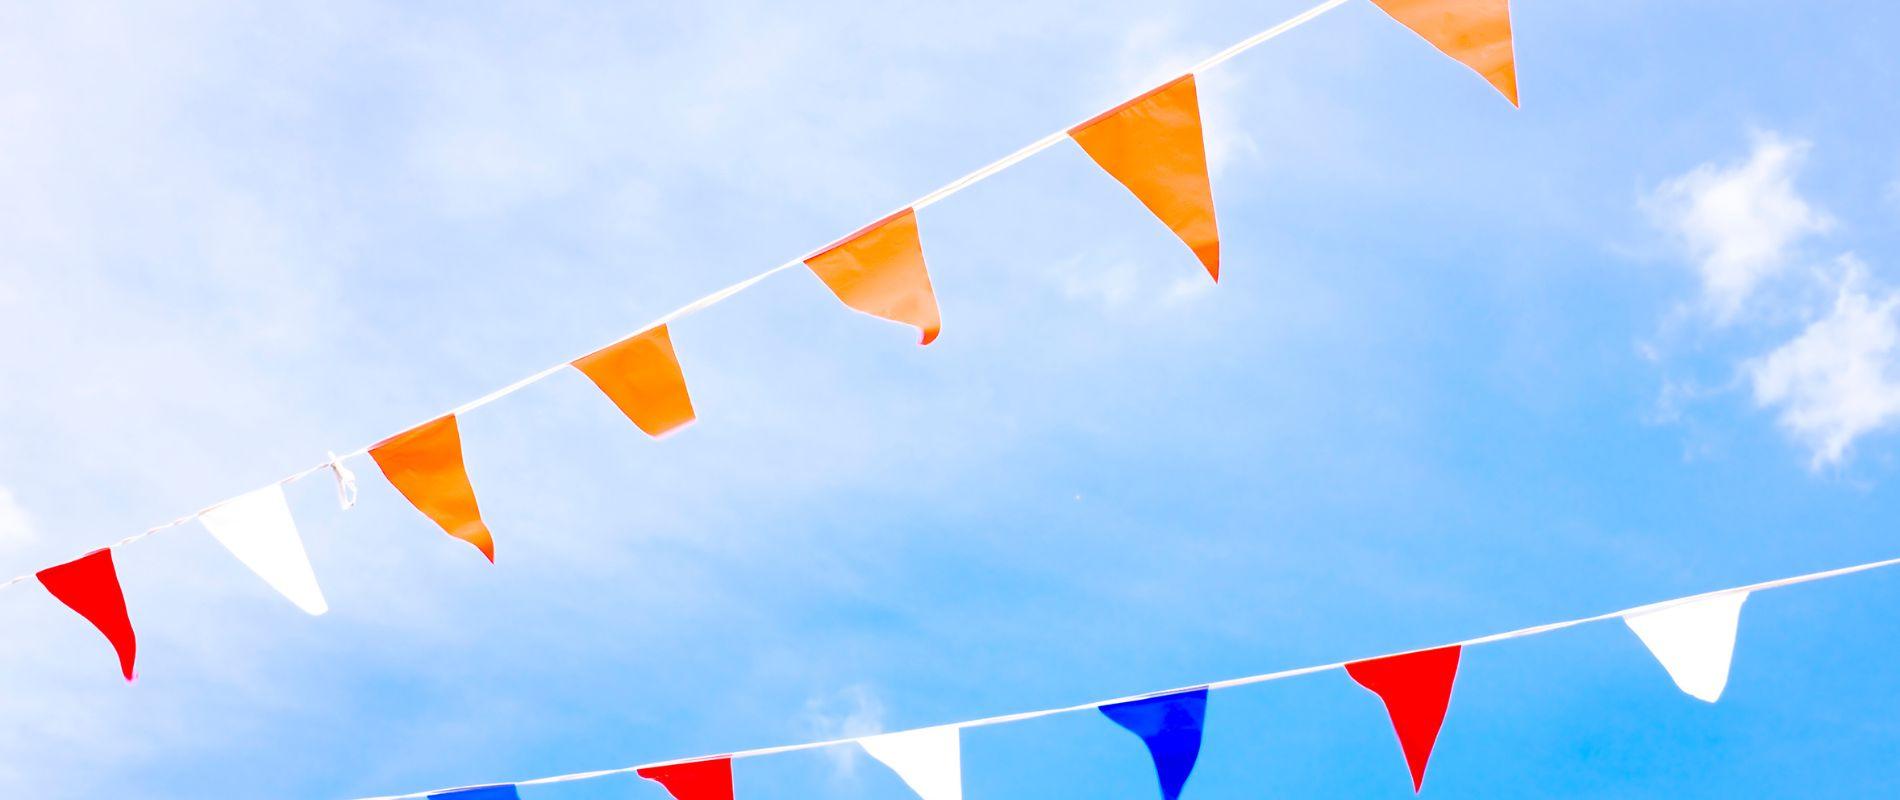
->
[572,324,697,437]
[1369,0,1519,106]
[805,208,942,345]
[369,414,495,562]
[1069,74,1220,282]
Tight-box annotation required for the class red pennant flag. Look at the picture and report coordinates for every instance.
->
[572,324,697,438]
[37,549,138,681]
[1069,73,1220,282]
[636,757,734,800]
[1346,646,1462,792]
[1369,0,1519,106]
[805,208,942,345]
[369,414,495,562]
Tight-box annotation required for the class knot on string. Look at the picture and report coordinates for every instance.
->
[327,451,358,510]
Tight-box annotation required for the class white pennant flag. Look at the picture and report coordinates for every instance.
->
[199,484,329,615]
[1623,591,1747,703]
[859,725,962,800]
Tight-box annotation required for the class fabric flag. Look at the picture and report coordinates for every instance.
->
[369,414,495,562]
[859,725,962,800]
[572,324,697,438]
[1368,0,1519,106]
[1346,646,1462,793]
[1624,592,1748,703]
[198,484,328,615]
[427,785,518,800]
[805,208,942,345]
[1069,74,1221,281]
[637,757,734,800]
[37,549,138,681]
[1099,687,1209,800]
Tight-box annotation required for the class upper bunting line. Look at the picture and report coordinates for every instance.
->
[0,0,1352,592]
[352,551,1900,798]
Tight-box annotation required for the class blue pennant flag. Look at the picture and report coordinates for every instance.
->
[1099,687,1209,800]
[428,785,519,800]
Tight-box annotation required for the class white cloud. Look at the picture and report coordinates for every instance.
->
[1646,132,1833,321]
[1647,133,1900,467]
[800,684,886,780]
[1747,259,1900,468]
[1057,258,1212,315]
[0,487,35,554]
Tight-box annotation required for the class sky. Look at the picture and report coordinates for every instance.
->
[2,0,1900,797]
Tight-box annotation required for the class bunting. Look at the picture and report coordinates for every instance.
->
[0,0,1553,673]
[1624,592,1748,703]
[573,324,697,438]
[1070,74,1222,281]
[349,552,1900,799]
[860,725,962,800]
[1346,646,1462,793]
[1368,0,1519,106]
[637,757,734,800]
[37,549,138,681]
[805,208,943,345]
[369,415,495,562]
[1099,687,1209,800]
[198,484,328,615]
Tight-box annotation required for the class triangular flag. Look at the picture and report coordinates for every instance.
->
[1624,592,1748,703]
[199,484,328,615]
[572,324,697,438]
[1369,0,1519,106]
[1069,73,1220,282]
[859,725,962,800]
[369,414,495,562]
[37,549,138,681]
[427,785,518,800]
[637,757,734,800]
[805,208,942,345]
[1346,646,1462,793]
[1099,687,1209,800]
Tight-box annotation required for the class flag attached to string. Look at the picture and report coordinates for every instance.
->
[1070,73,1221,281]
[572,324,697,438]
[37,549,138,681]
[369,414,495,562]
[860,725,962,800]
[198,484,328,615]
[1346,646,1462,793]
[637,757,734,800]
[1368,0,1519,106]
[1624,592,1748,703]
[427,785,518,800]
[806,208,943,345]
[1099,687,1209,800]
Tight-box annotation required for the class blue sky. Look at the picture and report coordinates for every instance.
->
[2,0,1900,797]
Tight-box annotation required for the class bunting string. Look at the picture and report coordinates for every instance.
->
[356,551,1900,799]
[0,0,1362,595]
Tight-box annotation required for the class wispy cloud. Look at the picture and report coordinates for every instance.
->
[1056,257,1212,315]
[1647,132,1900,467]
[0,487,36,556]
[1644,132,1832,322]
[1747,258,1900,467]
[799,684,886,780]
